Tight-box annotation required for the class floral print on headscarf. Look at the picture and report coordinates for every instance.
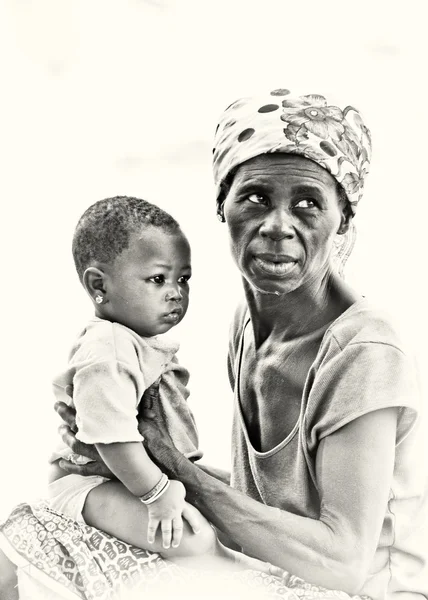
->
[212,89,372,274]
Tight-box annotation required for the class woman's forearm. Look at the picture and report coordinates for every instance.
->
[166,409,396,594]
[174,456,360,592]
[196,463,231,485]
[143,403,395,593]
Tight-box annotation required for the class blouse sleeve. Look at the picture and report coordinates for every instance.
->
[73,357,146,445]
[304,335,420,455]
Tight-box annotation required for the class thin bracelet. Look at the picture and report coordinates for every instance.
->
[138,473,168,503]
[138,473,169,505]
[140,479,170,505]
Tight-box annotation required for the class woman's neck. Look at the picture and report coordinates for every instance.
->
[244,270,360,347]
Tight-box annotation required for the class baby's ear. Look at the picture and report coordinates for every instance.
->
[82,267,108,304]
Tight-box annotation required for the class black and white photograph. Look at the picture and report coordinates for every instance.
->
[0,1,427,598]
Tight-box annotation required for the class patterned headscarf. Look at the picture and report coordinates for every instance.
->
[212,89,372,274]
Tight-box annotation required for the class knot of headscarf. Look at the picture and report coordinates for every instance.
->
[212,89,372,274]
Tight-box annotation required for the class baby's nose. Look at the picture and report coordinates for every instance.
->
[165,286,183,302]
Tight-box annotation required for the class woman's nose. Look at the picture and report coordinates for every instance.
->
[259,208,295,241]
[165,285,183,302]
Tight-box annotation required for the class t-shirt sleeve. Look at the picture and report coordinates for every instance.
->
[73,358,146,445]
[305,336,420,454]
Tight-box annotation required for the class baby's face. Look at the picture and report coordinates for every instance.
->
[104,226,191,337]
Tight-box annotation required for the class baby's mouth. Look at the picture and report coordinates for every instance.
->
[163,308,183,322]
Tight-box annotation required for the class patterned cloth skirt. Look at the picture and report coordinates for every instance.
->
[0,501,369,600]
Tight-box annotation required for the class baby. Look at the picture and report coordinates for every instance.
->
[48,196,214,558]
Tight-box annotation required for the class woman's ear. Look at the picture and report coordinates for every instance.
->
[337,203,353,235]
[82,267,108,305]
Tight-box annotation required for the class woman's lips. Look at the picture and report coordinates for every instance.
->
[253,254,297,276]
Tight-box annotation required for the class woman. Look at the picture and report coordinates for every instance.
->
[1,89,427,600]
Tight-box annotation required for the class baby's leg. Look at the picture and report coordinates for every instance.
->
[82,480,221,561]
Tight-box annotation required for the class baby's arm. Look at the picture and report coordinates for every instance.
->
[96,441,163,496]
[95,441,198,548]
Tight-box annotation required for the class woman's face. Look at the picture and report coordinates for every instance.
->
[223,153,347,296]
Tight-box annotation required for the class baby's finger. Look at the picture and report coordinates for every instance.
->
[171,516,183,548]
[147,517,159,545]
[161,520,172,549]
[182,504,201,534]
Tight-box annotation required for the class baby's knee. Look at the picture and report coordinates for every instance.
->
[185,520,218,556]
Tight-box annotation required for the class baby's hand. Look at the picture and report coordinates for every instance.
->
[147,480,200,549]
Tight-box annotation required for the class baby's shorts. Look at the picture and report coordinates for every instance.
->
[47,474,108,523]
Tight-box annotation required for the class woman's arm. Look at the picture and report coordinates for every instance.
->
[140,406,397,594]
[55,401,115,477]
[55,402,231,485]
[196,464,231,485]
[56,400,397,592]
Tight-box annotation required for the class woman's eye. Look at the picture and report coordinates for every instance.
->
[149,275,165,284]
[246,193,266,205]
[295,198,316,209]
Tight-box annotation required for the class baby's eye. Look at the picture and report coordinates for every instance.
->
[294,198,316,209]
[149,275,165,284]
[246,193,267,205]
[178,275,191,284]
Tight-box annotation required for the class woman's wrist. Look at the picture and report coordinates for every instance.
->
[155,439,189,479]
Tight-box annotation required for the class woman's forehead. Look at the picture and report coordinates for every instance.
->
[233,154,336,189]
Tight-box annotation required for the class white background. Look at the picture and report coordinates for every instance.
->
[0,0,426,515]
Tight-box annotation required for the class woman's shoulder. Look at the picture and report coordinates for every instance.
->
[325,298,408,354]
[306,298,421,448]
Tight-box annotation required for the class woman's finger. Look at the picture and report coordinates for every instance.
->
[161,519,172,549]
[59,459,94,476]
[58,425,99,460]
[269,564,286,578]
[58,458,114,479]
[182,503,201,534]
[141,408,156,421]
[171,516,183,548]
[55,401,77,432]
[147,517,159,545]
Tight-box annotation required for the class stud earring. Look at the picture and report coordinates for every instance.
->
[95,294,104,304]
[217,211,225,223]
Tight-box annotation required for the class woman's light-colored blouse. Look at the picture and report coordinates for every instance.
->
[228,298,428,600]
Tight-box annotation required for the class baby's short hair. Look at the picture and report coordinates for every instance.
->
[72,196,180,280]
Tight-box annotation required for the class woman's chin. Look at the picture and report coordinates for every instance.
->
[244,275,300,297]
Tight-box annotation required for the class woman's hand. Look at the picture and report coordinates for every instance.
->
[137,385,186,478]
[55,397,114,478]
